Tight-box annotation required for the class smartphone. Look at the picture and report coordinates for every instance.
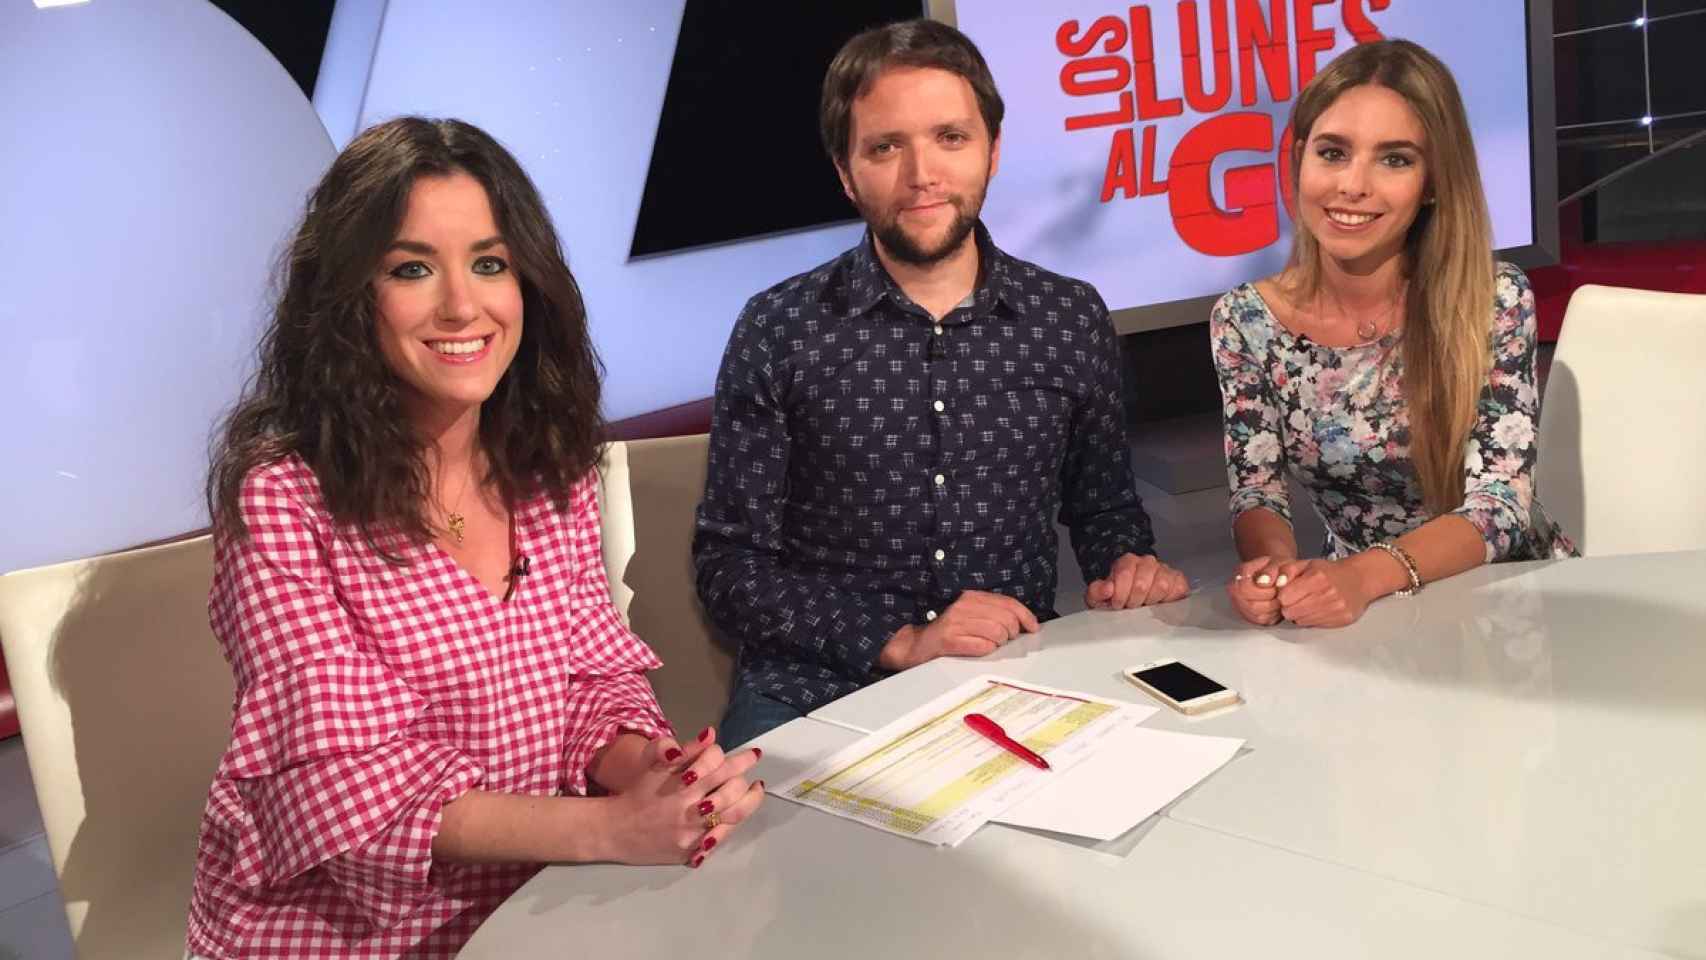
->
[1122,659,1241,715]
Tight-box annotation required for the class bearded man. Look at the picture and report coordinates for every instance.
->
[693,19,1189,746]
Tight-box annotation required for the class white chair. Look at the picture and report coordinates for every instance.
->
[1536,284,1706,556]
[0,535,230,960]
[598,435,734,739]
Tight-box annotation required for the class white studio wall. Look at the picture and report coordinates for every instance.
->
[324,1,1547,422]
[0,0,1550,573]
[0,0,335,574]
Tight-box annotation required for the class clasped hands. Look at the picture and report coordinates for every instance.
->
[878,553,1187,671]
[605,727,764,869]
[1227,555,1371,628]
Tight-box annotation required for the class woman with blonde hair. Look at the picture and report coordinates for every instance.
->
[1212,39,1574,629]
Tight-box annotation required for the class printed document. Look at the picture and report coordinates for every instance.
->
[773,675,1137,846]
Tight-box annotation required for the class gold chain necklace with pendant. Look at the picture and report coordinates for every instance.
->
[1309,284,1403,346]
[439,465,474,546]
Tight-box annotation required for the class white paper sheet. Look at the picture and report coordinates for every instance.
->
[993,721,1245,841]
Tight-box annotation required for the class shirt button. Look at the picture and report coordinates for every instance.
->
[925,609,938,621]
[934,548,946,561]
[933,323,944,335]
[933,473,946,486]
[933,400,946,413]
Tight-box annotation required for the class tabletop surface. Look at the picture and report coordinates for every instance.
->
[463,551,1706,959]
[460,718,1669,960]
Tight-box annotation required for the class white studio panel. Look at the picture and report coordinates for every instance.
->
[354,1,865,422]
[0,0,335,574]
[313,0,387,150]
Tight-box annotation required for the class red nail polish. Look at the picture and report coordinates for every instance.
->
[691,854,704,868]
[682,770,698,786]
[697,799,715,815]
[752,747,763,761]
[664,748,681,762]
[697,727,710,742]
[702,836,717,851]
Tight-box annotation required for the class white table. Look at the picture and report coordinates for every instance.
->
[462,551,1705,959]
[809,550,1706,958]
[460,718,1665,959]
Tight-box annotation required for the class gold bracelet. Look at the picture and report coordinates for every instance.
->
[1369,541,1421,597]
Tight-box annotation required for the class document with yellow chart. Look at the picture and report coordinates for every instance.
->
[774,675,1140,846]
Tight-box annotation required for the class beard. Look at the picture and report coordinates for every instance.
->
[854,177,989,267]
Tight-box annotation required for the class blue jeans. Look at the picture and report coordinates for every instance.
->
[718,681,806,748]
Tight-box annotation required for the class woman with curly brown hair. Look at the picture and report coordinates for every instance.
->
[188,118,762,960]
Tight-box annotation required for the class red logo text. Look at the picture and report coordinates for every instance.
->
[1057,0,1393,256]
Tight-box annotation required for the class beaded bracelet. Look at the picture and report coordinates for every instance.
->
[1369,541,1422,597]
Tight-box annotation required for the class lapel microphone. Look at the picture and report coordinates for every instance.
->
[502,554,531,602]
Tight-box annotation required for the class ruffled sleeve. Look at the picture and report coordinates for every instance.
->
[554,472,671,794]
[1451,264,1543,562]
[208,462,483,931]
[1211,289,1293,526]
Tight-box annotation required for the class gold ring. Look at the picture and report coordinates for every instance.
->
[703,811,722,830]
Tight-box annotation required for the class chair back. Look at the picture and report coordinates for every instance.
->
[0,535,230,960]
[598,435,734,737]
[1536,284,1706,556]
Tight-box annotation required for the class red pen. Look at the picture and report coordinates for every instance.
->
[963,713,1051,770]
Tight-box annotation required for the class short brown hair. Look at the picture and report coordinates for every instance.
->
[819,19,1005,166]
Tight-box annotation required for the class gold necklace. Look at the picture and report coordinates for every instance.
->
[440,466,473,545]
[1311,285,1402,345]
[1353,300,1399,342]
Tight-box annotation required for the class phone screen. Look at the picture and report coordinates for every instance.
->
[1134,661,1227,702]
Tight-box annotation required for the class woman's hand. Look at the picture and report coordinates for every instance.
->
[1227,556,1288,625]
[599,728,765,868]
[1274,558,1372,628]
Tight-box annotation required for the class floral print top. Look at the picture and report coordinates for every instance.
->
[1211,262,1575,563]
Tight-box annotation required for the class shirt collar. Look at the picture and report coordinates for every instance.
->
[841,220,1034,322]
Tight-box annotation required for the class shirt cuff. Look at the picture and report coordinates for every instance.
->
[563,705,670,796]
[835,602,913,682]
[1231,492,1293,526]
[1452,488,1526,563]
[324,749,485,931]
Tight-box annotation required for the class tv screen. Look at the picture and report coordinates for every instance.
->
[953,0,1557,332]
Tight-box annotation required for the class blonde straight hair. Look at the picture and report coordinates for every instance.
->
[1282,40,1495,515]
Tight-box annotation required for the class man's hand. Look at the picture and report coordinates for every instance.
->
[1086,553,1189,609]
[878,590,1041,671]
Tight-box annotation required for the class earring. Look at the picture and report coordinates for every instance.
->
[1423,196,1437,206]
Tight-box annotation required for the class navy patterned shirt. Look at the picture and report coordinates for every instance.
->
[692,224,1155,712]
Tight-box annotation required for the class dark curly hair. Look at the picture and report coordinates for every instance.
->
[208,117,604,545]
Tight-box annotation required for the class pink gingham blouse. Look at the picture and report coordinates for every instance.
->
[186,456,669,959]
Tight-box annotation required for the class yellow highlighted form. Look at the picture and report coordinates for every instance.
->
[790,682,1119,837]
